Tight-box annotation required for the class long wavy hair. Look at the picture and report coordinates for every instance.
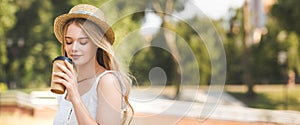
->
[61,18,134,125]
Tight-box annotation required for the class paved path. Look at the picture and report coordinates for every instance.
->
[132,114,290,125]
[2,89,300,125]
[130,87,300,125]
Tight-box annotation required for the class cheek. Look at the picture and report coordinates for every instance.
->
[87,44,98,55]
[80,44,98,57]
[89,46,98,56]
[65,45,72,55]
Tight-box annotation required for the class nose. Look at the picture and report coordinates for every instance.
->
[72,41,79,52]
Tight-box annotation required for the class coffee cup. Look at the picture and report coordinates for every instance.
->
[50,56,74,94]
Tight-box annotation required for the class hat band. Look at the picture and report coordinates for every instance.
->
[71,10,98,18]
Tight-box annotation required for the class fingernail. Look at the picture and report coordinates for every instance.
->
[64,60,70,64]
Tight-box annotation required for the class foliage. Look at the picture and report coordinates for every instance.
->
[175,18,212,85]
[272,0,300,77]
[223,8,246,84]
[1,0,69,88]
[286,32,300,73]
[223,3,300,85]
[272,0,300,35]
[1,0,300,89]
[0,82,8,92]
[0,0,19,83]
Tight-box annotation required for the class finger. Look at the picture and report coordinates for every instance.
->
[64,60,76,78]
[55,62,68,73]
[54,63,77,86]
[53,72,70,82]
[52,72,75,88]
[64,60,74,72]
[52,78,71,89]
[56,62,73,78]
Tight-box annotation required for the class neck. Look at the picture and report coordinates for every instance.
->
[76,59,104,82]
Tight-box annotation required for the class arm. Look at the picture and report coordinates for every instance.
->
[71,94,99,125]
[96,73,122,125]
[53,60,99,125]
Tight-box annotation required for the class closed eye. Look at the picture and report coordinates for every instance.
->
[78,38,90,45]
[65,38,73,45]
[64,37,90,45]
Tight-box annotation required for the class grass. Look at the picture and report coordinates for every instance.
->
[225,84,300,111]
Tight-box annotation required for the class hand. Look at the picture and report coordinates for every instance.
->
[52,60,80,102]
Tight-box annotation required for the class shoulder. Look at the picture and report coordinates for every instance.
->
[98,72,120,85]
[97,72,121,94]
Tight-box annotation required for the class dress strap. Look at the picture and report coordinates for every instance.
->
[95,70,110,84]
[94,70,127,110]
[95,70,126,93]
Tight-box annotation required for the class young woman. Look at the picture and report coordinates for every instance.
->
[52,4,133,125]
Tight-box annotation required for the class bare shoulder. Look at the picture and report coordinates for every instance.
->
[97,72,121,92]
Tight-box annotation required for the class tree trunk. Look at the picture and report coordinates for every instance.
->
[153,0,181,99]
[243,0,256,98]
[163,28,181,99]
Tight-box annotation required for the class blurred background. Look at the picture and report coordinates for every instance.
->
[0,0,300,125]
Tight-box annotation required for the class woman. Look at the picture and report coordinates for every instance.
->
[52,4,133,125]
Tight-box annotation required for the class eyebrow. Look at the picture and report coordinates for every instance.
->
[65,36,89,40]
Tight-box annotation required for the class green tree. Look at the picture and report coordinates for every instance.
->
[2,0,73,88]
[272,0,300,35]
[109,0,224,88]
[101,0,186,97]
[0,0,19,85]
[272,0,300,85]
[0,0,226,90]
[224,8,244,84]
[108,0,221,98]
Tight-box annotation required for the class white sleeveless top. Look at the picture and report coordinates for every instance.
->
[53,70,126,125]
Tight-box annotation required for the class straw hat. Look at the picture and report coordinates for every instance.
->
[54,4,115,44]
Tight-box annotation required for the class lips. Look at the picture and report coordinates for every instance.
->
[71,54,81,59]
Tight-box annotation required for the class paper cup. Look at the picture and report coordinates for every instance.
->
[50,56,74,94]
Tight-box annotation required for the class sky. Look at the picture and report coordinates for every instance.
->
[194,0,245,20]
[141,0,246,36]
[174,0,245,20]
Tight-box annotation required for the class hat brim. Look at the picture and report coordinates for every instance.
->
[54,13,115,44]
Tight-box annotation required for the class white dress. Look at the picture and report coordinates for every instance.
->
[53,70,126,125]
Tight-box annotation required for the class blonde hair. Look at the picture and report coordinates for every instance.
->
[62,18,134,125]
